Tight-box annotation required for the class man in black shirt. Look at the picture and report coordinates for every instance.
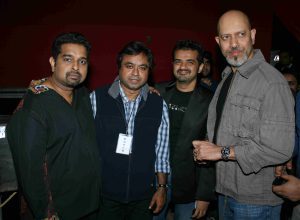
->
[155,40,215,220]
[7,32,101,220]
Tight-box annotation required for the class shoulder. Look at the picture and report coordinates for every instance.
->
[196,84,214,100]
[254,61,286,85]
[155,81,175,94]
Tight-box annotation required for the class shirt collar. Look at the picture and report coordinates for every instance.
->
[222,49,265,79]
[108,76,149,101]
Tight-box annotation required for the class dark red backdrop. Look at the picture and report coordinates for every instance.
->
[0,0,297,89]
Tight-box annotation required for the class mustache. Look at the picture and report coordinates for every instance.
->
[66,71,81,76]
[229,48,242,53]
[129,77,140,80]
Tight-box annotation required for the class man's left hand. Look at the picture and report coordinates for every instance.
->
[149,187,166,213]
[192,200,209,219]
[272,174,300,202]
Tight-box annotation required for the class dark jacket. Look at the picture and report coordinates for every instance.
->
[7,84,101,219]
[95,85,163,202]
[156,81,216,203]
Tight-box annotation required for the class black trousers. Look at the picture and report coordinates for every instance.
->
[99,197,152,220]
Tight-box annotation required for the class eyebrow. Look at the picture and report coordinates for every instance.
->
[62,54,87,60]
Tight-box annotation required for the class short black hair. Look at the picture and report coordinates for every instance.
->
[51,32,91,61]
[172,40,204,64]
[117,41,154,72]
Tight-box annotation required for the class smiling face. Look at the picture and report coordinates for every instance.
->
[215,10,256,69]
[119,53,149,98]
[173,49,202,84]
[50,43,88,89]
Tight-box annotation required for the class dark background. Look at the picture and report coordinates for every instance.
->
[0,0,299,90]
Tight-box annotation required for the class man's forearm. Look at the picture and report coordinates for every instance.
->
[156,172,167,185]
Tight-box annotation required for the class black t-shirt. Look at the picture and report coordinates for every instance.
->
[213,72,233,144]
[168,88,193,150]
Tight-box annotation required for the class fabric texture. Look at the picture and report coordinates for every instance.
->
[208,49,295,205]
[91,80,170,203]
[156,81,215,203]
[7,78,101,219]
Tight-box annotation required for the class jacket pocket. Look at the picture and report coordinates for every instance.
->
[224,94,261,137]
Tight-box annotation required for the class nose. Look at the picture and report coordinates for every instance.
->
[72,61,79,71]
[230,36,238,48]
[132,66,139,75]
[179,62,188,69]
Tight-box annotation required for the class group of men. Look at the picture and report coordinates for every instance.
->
[6,9,297,220]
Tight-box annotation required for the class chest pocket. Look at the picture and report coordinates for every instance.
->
[224,94,261,137]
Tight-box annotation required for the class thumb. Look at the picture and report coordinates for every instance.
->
[148,198,155,209]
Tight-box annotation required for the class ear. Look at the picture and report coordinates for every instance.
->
[49,57,55,72]
[250,28,256,45]
[198,63,204,74]
[215,36,220,46]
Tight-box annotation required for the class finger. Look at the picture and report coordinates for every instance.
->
[192,140,203,148]
[192,207,205,219]
[274,166,284,176]
[153,203,163,213]
[272,185,283,194]
[280,174,292,181]
[148,199,155,210]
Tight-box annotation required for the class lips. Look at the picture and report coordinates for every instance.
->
[67,72,81,81]
[177,70,190,75]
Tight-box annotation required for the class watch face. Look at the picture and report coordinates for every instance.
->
[221,146,230,160]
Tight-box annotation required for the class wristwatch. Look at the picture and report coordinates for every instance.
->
[221,146,230,160]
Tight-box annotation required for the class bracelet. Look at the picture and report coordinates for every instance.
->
[157,184,168,188]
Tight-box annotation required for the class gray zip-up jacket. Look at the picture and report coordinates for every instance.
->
[208,49,295,205]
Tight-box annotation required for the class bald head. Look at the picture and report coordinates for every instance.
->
[217,10,251,35]
[215,10,256,68]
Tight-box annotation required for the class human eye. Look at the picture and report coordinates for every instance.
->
[187,60,195,65]
[238,32,246,38]
[125,63,134,69]
[173,60,181,65]
[138,65,149,71]
[79,59,87,65]
[63,56,72,63]
[221,35,229,41]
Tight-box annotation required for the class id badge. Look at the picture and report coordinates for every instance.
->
[116,133,133,155]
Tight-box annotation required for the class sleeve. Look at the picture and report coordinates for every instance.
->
[293,92,300,157]
[90,90,97,118]
[195,163,216,201]
[7,108,49,219]
[155,100,170,173]
[234,82,295,174]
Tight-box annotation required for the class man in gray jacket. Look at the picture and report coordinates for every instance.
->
[193,10,295,220]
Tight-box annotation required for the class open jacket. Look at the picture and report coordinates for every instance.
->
[156,81,216,203]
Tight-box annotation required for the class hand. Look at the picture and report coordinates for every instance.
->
[149,187,166,213]
[192,140,221,161]
[192,200,209,219]
[148,86,161,96]
[272,174,300,202]
[274,159,293,176]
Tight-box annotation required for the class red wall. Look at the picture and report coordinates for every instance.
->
[0,0,275,89]
[0,25,217,89]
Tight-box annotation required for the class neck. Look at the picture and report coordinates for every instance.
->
[176,80,196,92]
[231,66,238,73]
[47,77,73,104]
[121,84,141,101]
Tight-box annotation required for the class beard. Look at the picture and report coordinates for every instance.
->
[174,69,197,83]
[224,47,252,67]
[65,71,82,88]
